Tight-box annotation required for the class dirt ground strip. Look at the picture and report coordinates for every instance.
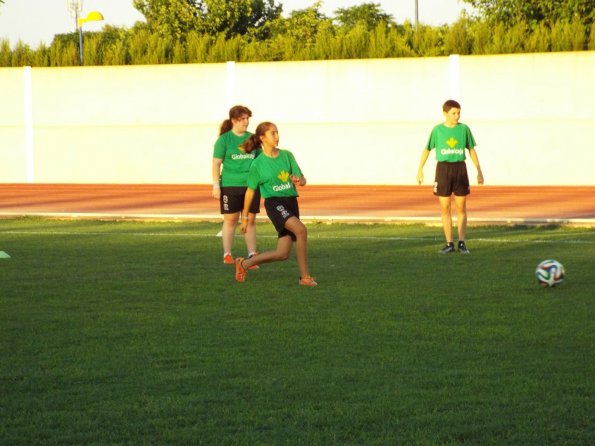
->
[0,184,594,225]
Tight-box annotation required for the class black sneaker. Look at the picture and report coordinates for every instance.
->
[458,241,470,254]
[439,243,455,254]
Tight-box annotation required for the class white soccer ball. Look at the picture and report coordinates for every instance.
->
[535,259,565,287]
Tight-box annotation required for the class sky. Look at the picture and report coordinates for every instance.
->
[0,0,475,49]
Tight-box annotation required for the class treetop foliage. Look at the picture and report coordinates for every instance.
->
[465,0,594,27]
[0,0,593,66]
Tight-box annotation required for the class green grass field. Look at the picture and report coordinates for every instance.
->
[1,218,594,445]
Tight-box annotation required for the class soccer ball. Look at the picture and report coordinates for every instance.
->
[535,259,565,287]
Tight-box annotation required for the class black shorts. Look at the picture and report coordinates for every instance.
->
[220,186,261,214]
[264,197,300,241]
[434,162,470,197]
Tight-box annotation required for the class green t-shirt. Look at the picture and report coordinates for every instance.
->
[213,130,260,187]
[425,123,476,162]
[247,149,303,199]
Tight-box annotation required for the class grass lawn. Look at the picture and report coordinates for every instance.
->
[1,218,594,445]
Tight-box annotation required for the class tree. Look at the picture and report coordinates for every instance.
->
[133,0,282,40]
[244,0,283,39]
[270,1,330,46]
[462,0,594,28]
[444,15,473,55]
[0,39,11,66]
[133,0,201,40]
[198,0,282,38]
[334,2,394,30]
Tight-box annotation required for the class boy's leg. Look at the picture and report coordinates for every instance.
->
[438,196,453,243]
[454,195,468,241]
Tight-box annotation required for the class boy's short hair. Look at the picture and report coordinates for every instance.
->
[443,99,461,112]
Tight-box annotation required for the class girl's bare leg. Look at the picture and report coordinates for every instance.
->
[222,212,239,255]
[243,212,258,255]
[284,217,310,278]
[241,235,293,269]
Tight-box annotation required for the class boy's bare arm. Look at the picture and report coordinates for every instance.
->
[468,148,484,184]
[417,149,430,184]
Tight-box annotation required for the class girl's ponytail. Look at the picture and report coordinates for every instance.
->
[219,119,232,136]
[241,134,260,154]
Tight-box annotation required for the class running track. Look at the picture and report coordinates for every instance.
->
[0,184,594,225]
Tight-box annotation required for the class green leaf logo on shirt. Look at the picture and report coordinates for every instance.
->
[446,137,458,148]
[278,171,290,182]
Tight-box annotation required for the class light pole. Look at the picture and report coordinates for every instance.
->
[67,0,82,62]
[77,11,105,64]
[415,0,419,28]
[66,0,104,65]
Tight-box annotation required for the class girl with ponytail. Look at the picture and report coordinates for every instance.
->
[211,105,261,266]
[233,122,317,287]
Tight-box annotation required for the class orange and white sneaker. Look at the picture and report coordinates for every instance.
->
[298,275,318,286]
[247,252,260,270]
[235,258,247,283]
[223,253,234,264]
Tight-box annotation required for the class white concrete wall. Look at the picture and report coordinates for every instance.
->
[1,52,594,185]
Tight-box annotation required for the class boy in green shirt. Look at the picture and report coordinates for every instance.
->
[417,99,484,254]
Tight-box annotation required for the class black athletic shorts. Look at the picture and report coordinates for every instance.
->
[220,186,261,214]
[264,196,300,241]
[433,161,470,197]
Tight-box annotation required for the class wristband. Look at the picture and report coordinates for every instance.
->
[213,183,220,188]
[242,217,248,220]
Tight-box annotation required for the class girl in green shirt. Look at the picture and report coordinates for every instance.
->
[233,122,317,287]
[211,105,261,265]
